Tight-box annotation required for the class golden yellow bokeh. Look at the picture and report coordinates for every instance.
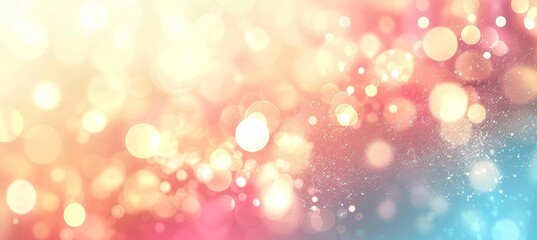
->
[81,109,107,134]
[335,104,359,127]
[461,25,481,45]
[512,0,530,14]
[429,83,468,122]
[423,27,458,61]
[125,123,161,159]
[467,104,487,124]
[365,84,378,97]
[261,174,294,220]
[210,148,233,171]
[63,202,86,227]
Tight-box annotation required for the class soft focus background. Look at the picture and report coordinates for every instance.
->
[0,0,537,239]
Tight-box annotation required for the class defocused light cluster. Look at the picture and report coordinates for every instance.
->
[1,0,537,239]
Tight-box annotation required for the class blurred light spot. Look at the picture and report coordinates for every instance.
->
[207,169,232,192]
[33,81,61,111]
[81,109,107,134]
[461,25,481,45]
[338,16,351,28]
[467,104,486,124]
[160,181,171,193]
[467,14,477,22]
[469,161,501,192]
[418,17,429,28]
[511,0,529,14]
[235,116,270,152]
[261,174,294,220]
[63,202,86,227]
[210,148,232,171]
[492,41,509,56]
[7,179,36,214]
[111,205,125,219]
[51,167,66,183]
[335,104,359,127]
[429,83,468,122]
[423,27,458,61]
[366,140,393,168]
[495,16,507,27]
[196,163,214,183]
[365,84,377,97]
[125,123,161,159]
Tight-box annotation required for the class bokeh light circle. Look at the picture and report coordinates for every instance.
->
[469,161,501,192]
[235,116,270,152]
[125,124,161,159]
[423,27,458,61]
[6,179,36,215]
[429,83,468,122]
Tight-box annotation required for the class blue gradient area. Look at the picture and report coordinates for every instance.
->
[298,108,537,240]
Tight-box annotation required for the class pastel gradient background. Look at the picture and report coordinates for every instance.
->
[0,0,536,239]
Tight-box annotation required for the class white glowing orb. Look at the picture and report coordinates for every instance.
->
[429,83,468,122]
[63,202,86,227]
[235,116,270,152]
[33,81,61,111]
[469,161,501,192]
[7,179,37,215]
[125,123,161,159]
